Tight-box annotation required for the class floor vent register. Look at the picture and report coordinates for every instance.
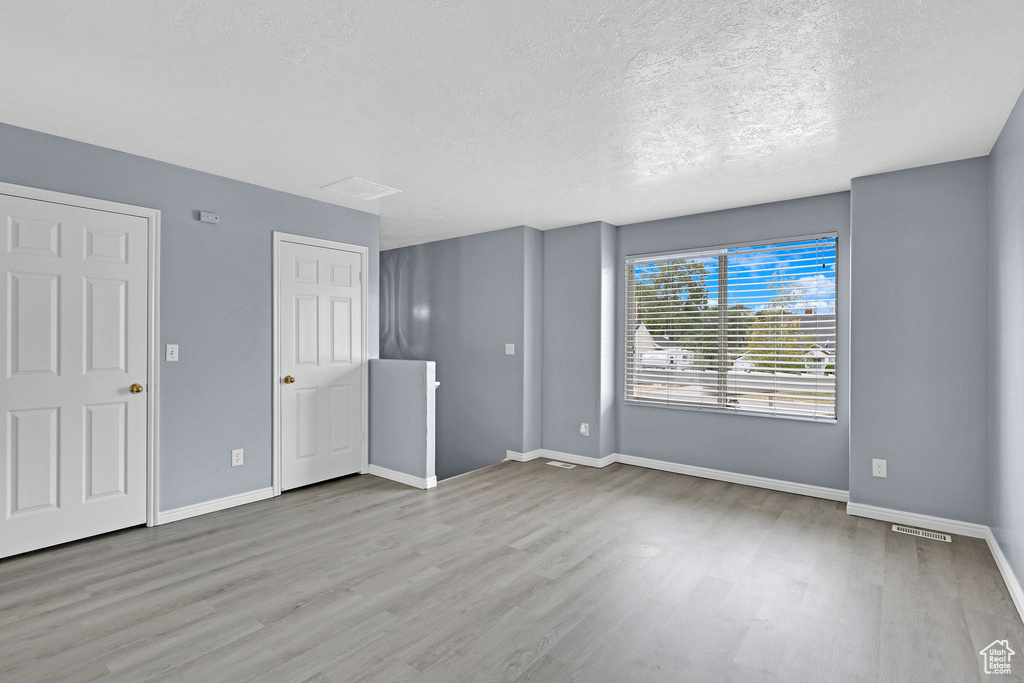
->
[892,524,952,542]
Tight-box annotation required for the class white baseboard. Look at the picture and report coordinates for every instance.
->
[368,464,437,490]
[505,449,543,462]
[509,448,847,502]
[985,528,1024,626]
[539,449,616,468]
[506,449,615,467]
[615,453,849,502]
[157,487,275,525]
[845,502,989,539]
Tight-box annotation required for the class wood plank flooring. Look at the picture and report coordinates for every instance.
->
[1,460,1021,682]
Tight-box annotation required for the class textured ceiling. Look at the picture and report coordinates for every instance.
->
[1,1,1023,249]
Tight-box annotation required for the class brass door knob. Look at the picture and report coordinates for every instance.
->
[129,383,144,394]
[283,376,296,384]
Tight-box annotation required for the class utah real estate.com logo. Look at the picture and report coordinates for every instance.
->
[980,640,1015,675]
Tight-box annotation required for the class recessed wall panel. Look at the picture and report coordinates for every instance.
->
[295,295,318,365]
[8,407,59,517]
[294,258,318,284]
[295,387,318,459]
[84,278,127,374]
[7,217,59,257]
[8,272,59,377]
[329,385,352,454]
[330,264,352,287]
[331,298,352,365]
[84,226,128,264]
[83,403,127,500]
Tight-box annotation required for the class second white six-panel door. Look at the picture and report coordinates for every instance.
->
[278,239,364,490]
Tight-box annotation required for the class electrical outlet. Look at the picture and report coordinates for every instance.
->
[199,211,220,224]
[872,458,887,478]
[579,423,590,437]
[166,344,178,362]
[232,449,243,467]
[505,344,515,355]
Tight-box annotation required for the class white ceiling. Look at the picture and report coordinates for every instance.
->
[2,1,1023,250]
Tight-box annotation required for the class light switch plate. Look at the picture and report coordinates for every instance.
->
[505,344,515,355]
[166,344,178,362]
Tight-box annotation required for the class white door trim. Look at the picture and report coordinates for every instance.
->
[272,231,369,496]
[0,181,161,527]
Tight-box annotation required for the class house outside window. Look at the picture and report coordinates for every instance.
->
[625,234,838,421]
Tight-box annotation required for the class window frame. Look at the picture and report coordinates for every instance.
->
[624,232,839,424]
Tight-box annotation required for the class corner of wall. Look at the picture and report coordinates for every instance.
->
[987,83,1024,597]
[598,222,618,458]
[538,221,618,459]
[849,158,990,524]
[522,227,544,453]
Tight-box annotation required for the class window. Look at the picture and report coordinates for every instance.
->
[625,234,837,421]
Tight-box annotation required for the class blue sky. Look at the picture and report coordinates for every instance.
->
[636,238,837,314]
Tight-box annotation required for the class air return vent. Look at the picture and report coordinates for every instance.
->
[320,177,401,200]
[547,461,576,469]
[892,525,951,542]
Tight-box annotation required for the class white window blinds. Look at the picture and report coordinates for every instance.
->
[625,235,837,421]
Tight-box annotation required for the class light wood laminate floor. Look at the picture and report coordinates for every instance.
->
[1,460,1022,682]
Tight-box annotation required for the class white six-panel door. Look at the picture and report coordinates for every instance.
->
[0,193,149,558]
[278,238,365,490]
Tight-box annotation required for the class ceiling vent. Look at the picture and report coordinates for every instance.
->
[320,177,401,200]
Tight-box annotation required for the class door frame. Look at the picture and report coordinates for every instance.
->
[0,181,162,526]
[272,231,369,496]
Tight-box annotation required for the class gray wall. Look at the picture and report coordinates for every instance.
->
[369,359,435,480]
[850,158,989,523]
[541,222,617,459]
[990,89,1024,581]
[0,123,380,511]
[380,225,540,479]
[615,193,852,490]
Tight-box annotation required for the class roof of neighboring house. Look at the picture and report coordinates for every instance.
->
[634,324,688,351]
[651,334,686,349]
